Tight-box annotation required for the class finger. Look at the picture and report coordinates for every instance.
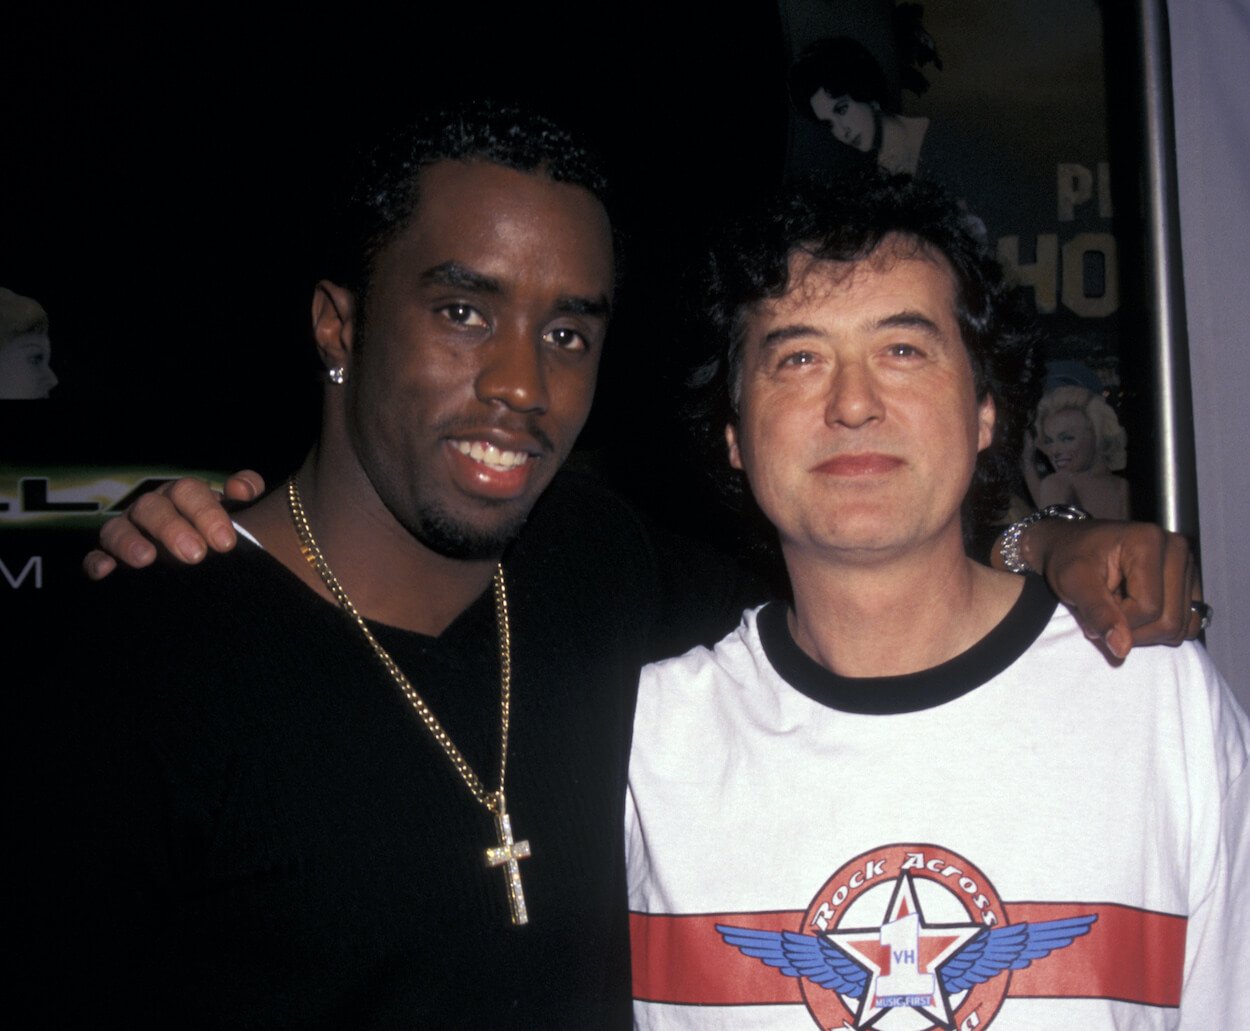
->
[97,512,162,568]
[1177,546,1199,641]
[1075,595,1134,661]
[1163,534,1197,644]
[122,488,211,563]
[1120,532,1194,647]
[1184,561,1206,641]
[1185,604,1209,639]
[222,469,265,503]
[1051,557,1135,661]
[82,549,119,581]
[156,478,240,555]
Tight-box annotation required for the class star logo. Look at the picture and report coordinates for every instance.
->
[825,873,981,1027]
[716,843,1096,1030]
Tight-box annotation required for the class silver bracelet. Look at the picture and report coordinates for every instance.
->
[999,505,1090,575]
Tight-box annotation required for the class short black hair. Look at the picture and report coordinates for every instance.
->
[329,99,611,298]
[688,169,1040,546]
[789,37,892,116]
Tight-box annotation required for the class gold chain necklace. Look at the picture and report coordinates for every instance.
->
[286,479,531,925]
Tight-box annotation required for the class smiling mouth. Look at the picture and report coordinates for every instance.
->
[453,440,534,471]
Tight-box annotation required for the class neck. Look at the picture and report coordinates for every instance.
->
[875,113,928,175]
[238,447,499,637]
[783,536,1022,678]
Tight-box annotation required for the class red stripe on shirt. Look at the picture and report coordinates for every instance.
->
[630,902,1185,1007]
[1003,902,1185,1006]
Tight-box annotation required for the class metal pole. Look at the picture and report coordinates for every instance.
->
[1136,0,1199,536]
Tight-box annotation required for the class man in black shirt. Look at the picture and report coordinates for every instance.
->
[20,101,664,1029]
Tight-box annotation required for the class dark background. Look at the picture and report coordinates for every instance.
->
[2,3,789,528]
[2,1,1157,602]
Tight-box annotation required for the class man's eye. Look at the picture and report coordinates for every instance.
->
[779,351,815,368]
[439,304,487,328]
[545,327,588,352]
[886,343,921,358]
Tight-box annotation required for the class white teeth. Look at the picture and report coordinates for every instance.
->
[455,441,530,470]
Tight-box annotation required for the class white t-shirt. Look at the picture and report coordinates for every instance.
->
[627,579,1249,1029]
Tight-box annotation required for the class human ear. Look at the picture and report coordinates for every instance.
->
[977,395,996,453]
[725,423,744,470]
[312,280,357,375]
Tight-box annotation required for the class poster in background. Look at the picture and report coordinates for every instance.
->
[782,0,1141,523]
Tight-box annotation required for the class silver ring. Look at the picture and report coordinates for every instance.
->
[1190,601,1213,631]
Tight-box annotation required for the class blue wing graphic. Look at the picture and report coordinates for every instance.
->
[940,915,1098,993]
[715,924,869,996]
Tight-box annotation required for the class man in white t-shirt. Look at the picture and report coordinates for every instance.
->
[627,171,1248,1030]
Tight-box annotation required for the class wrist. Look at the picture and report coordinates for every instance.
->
[997,505,1090,574]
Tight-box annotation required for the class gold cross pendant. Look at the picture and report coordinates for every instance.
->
[485,809,531,925]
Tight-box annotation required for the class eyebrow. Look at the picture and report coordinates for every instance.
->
[421,260,612,321]
[420,261,502,294]
[758,309,945,352]
[873,310,944,336]
[554,294,612,320]
[758,324,821,352]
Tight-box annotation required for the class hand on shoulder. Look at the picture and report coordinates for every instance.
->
[83,470,265,580]
[1004,516,1202,660]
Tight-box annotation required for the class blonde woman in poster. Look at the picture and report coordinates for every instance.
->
[1025,385,1130,520]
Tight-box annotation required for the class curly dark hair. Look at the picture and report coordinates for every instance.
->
[328,99,611,299]
[687,170,1040,547]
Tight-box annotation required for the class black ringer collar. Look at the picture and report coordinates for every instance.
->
[756,575,1058,715]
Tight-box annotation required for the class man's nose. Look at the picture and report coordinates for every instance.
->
[824,362,883,429]
[475,330,549,414]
